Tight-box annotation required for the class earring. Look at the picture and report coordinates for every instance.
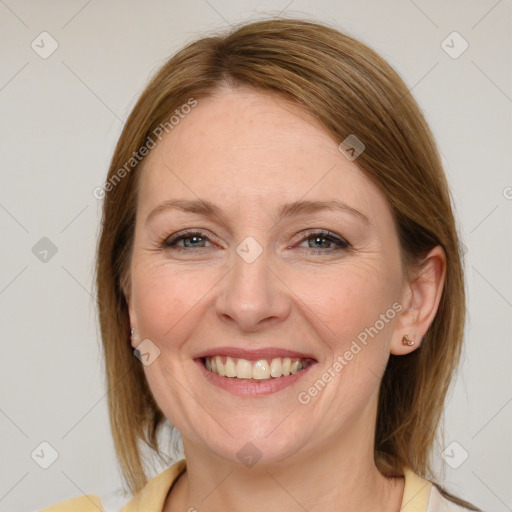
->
[402,334,415,346]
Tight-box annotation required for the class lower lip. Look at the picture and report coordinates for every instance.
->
[195,359,316,397]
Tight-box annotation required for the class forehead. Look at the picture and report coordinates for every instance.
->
[136,87,391,228]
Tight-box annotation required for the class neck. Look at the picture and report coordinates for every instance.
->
[165,407,404,512]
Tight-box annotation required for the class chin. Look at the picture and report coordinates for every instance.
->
[189,416,317,469]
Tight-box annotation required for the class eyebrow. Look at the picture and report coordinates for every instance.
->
[145,198,370,226]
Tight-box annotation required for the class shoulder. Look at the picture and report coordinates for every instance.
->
[37,459,186,512]
[38,494,103,512]
[402,468,480,512]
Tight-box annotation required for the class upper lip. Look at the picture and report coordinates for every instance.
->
[194,346,317,361]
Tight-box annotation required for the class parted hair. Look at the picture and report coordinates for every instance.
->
[96,17,475,508]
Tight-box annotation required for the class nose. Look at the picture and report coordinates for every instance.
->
[215,246,292,332]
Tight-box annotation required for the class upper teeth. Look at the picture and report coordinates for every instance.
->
[205,356,309,380]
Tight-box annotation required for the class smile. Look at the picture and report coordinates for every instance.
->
[203,356,312,380]
[194,349,317,396]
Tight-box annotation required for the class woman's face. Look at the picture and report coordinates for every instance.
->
[127,87,409,466]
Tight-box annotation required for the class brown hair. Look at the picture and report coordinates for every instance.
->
[96,17,474,507]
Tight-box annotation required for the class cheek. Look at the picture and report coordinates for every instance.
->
[292,258,400,344]
[289,260,401,420]
[130,256,223,344]
[288,262,401,441]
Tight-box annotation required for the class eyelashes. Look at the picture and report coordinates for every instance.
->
[161,229,351,254]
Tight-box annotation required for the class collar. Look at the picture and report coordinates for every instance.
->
[401,467,433,512]
[122,460,432,512]
[122,459,186,512]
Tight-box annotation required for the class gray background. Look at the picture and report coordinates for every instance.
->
[0,1,511,511]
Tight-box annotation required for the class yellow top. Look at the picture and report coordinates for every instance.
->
[39,460,465,512]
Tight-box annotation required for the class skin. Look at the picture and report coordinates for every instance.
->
[126,86,446,512]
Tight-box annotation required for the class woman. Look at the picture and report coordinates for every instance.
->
[42,18,480,512]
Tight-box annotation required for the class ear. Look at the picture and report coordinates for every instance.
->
[121,271,139,349]
[390,245,446,355]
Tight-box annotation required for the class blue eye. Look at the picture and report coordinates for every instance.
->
[297,230,350,252]
[164,231,212,249]
[163,229,350,253]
